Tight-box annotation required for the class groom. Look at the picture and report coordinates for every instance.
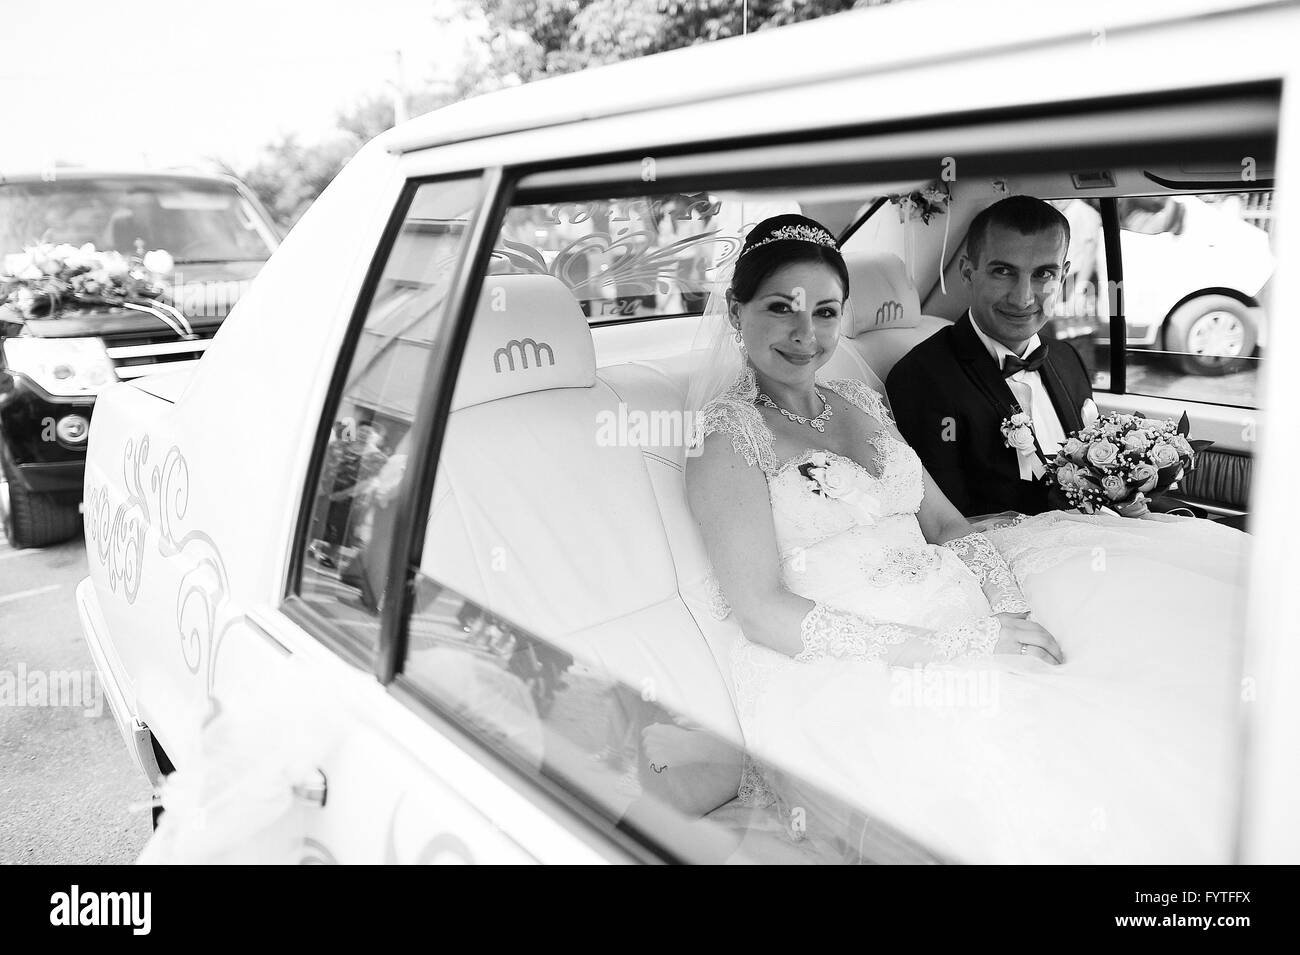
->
[887,196,1094,517]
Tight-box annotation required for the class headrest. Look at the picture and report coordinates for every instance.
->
[451,274,597,412]
[841,251,923,337]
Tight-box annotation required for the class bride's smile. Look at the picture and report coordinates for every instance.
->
[728,260,844,415]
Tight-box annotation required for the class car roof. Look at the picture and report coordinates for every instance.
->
[379,0,1293,157]
[0,168,240,187]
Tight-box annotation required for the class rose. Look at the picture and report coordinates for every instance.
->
[1150,443,1180,468]
[1054,462,1081,488]
[1123,431,1151,452]
[1101,474,1129,501]
[1085,439,1119,467]
[1130,462,1159,493]
[1172,435,1194,456]
[98,251,129,278]
[1007,425,1036,453]
[143,249,174,275]
[820,460,856,497]
[3,251,42,281]
[1061,437,1086,462]
[61,242,100,272]
[1009,412,1031,428]
[1074,470,1103,491]
[34,249,61,275]
[3,251,30,276]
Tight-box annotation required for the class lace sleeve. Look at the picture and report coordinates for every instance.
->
[824,377,896,430]
[695,397,779,474]
[941,532,1031,615]
[795,602,1001,665]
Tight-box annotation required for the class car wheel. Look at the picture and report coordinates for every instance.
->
[1163,294,1258,376]
[0,455,81,549]
[150,738,175,830]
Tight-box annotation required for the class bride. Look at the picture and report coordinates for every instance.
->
[685,214,1248,864]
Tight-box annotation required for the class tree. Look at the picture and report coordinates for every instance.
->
[238,0,910,226]
[482,0,905,75]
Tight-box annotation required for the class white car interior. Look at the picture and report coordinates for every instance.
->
[407,145,1270,853]
[418,243,1017,844]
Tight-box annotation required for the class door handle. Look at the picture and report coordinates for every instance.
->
[293,769,328,808]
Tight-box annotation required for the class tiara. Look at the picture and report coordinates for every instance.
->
[740,223,838,258]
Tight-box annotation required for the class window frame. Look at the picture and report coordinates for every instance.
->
[282,169,497,675]
[1104,187,1274,410]
[310,80,1280,865]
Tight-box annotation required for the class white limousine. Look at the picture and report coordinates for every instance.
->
[77,0,1299,863]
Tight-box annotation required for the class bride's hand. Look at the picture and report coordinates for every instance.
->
[994,613,1064,665]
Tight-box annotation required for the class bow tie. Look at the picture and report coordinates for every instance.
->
[1002,343,1048,378]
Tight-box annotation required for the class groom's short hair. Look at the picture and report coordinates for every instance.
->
[965,195,1071,265]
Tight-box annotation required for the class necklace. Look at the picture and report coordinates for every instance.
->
[757,389,834,432]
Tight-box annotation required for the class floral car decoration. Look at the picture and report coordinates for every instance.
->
[1,241,188,335]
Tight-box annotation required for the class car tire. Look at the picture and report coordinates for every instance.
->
[1163,294,1258,376]
[150,738,176,831]
[0,455,82,549]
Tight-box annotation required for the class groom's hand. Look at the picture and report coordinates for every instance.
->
[994,614,1064,665]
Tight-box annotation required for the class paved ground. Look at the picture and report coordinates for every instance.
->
[0,528,153,864]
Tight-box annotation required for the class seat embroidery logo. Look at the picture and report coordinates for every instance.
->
[875,300,904,326]
[493,338,555,372]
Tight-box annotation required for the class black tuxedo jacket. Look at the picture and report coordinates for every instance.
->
[885,313,1094,517]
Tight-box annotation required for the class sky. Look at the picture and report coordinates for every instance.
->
[0,0,489,174]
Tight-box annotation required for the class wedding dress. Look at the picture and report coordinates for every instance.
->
[699,367,1247,864]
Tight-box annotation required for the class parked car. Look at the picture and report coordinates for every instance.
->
[76,0,1297,863]
[1117,193,1274,374]
[0,169,280,547]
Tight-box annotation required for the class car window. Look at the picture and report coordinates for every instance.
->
[295,175,487,655]
[488,192,803,324]
[395,187,946,861]
[1046,198,1109,391]
[1117,192,1271,409]
[0,177,275,262]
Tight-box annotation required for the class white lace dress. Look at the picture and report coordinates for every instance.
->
[699,372,1247,864]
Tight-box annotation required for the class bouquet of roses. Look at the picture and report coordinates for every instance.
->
[1044,411,1211,516]
[1,241,174,321]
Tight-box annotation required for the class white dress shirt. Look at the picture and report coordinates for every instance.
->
[969,318,1068,480]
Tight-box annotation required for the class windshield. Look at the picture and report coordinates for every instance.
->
[0,176,274,263]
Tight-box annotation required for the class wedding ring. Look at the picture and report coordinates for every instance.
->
[1019,644,1029,655]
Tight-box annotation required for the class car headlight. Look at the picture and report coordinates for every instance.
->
[1,337,117,396]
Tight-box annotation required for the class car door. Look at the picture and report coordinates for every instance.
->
[1093,188,1272,524]
[200,170,619,863]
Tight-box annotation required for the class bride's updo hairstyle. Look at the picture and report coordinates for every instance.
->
[729,214,850,304]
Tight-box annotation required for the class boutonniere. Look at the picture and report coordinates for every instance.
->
[1000,411,1038,455]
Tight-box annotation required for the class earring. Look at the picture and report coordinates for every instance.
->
[732,326,742,343]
